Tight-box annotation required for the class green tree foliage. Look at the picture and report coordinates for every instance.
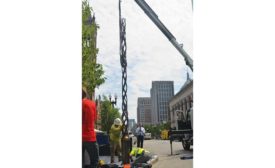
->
[144,124,159,138]
[100,96,121,132]
[144,122,171,139]
[82,0,105,96]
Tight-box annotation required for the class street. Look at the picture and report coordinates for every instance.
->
[143,139,193,168]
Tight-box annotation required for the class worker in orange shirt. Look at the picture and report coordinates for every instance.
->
[82,89,99,168]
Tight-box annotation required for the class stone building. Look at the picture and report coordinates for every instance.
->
[169,74,193,129]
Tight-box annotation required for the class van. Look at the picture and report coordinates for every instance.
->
[144,133,152,140]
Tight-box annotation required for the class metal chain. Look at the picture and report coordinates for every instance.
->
[119,0,131,164]
[119,0,128,136]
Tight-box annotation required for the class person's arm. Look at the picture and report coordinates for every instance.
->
[130,150,134,157]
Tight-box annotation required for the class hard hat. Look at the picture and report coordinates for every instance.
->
[114,118,122,126]
[98,159,105,166]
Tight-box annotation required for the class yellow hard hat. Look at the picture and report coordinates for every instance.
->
[98,159,105,166]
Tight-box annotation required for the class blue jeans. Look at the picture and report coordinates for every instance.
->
[82,141,99,168]
[137,135,144,148]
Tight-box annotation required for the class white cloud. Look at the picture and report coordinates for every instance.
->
[91,0,193,120]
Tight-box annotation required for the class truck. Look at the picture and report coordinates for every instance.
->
[171,107,193,150]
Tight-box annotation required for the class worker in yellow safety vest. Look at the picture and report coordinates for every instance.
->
[129,147,152,168]
[109,118,123,163]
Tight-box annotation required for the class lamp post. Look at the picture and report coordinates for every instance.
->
[109,94,117,108]
[106,94,117,134]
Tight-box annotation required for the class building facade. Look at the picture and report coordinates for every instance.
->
[151,81,174,124]
[137,97,152,125]
[128,119,136,132]
[169,76,193,129]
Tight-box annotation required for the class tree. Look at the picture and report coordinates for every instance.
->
[82,0,105,97]
[144,125,153,133]
[144,122,171,139]
[100,96,121,132]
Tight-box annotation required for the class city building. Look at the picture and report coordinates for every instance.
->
[150,81,174,124]
[128,119,136,132]
[169,73,193,129]
[137,97,152,125]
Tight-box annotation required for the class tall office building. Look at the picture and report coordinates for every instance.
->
[137,97,152,125]
[151,81,174,124]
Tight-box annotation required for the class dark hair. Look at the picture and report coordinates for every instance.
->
[82,89,87,99]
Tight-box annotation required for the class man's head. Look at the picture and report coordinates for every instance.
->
[114,118,122,127]
[82,89,87,99]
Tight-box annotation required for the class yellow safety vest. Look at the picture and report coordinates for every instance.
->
[130,148,146,157]
[109,124,122,142]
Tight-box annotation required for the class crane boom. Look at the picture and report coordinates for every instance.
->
[135,0,193,71]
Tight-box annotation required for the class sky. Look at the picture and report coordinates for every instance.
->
[90,0,193,121]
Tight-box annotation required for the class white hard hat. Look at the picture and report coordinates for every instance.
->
[114,118,122,126]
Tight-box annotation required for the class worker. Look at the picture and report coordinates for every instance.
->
[129,147,152,168]
[109,118,123,163]
[82,89,99,168]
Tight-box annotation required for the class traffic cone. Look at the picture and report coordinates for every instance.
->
[123,164,131,168]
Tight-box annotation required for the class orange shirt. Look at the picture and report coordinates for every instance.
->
[82,98,97,142]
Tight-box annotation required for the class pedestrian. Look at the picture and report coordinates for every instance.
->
[82,89,99,168]
[129,147,153,168]
[109,118,123,163]
[136,124,145,148]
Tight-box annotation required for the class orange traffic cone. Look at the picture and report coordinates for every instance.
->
[123,164,131,168]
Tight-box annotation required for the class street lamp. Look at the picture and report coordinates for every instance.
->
[109,94,117,108]
[106,94,117,134]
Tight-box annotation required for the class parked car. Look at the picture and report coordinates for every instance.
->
[144,133,152,140]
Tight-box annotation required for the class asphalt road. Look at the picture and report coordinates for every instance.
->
[142,139,193,168]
